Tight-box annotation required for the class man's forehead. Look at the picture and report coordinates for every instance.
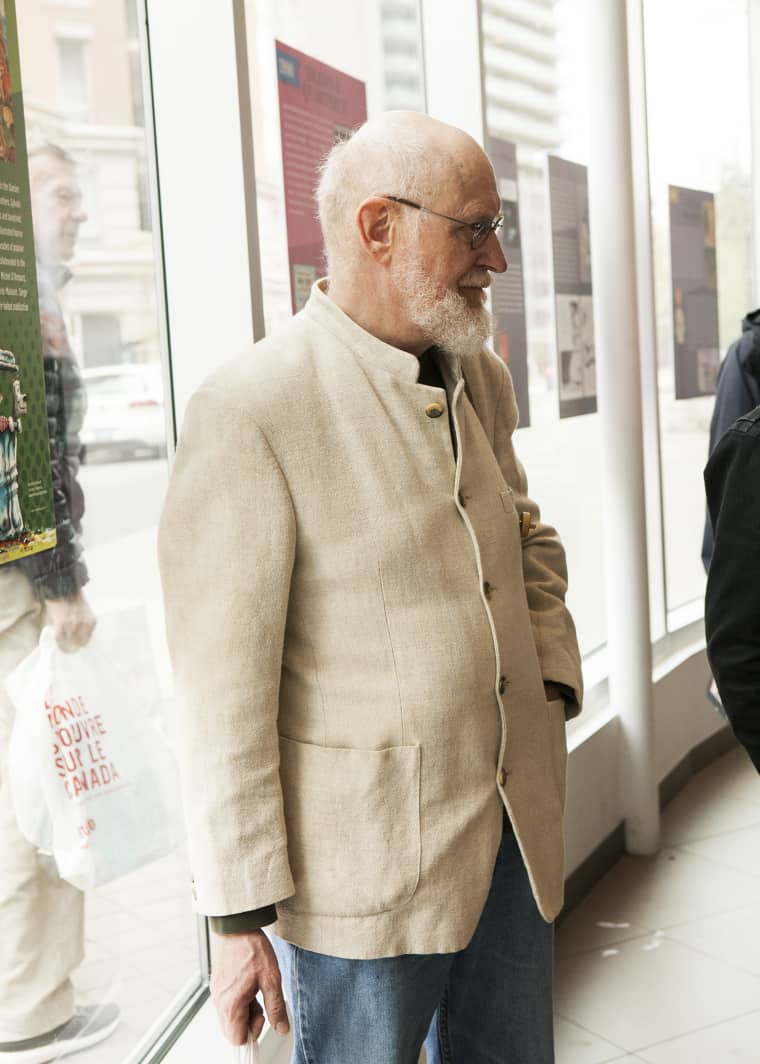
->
[446,166,500,218]
[31,161,79,191]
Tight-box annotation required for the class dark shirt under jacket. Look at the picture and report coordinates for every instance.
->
[704,405,760,771]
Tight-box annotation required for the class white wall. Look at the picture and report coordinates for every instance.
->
[565,637,725,875]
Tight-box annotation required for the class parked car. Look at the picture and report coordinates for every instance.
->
[80,363,167,463]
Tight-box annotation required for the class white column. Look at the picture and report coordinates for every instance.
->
[750,0,760,306]
[145,0,260,428]
[420,0,484,142]
[625,0,667,641]
[587,0,659,853]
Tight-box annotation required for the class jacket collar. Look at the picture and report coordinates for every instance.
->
[303,279,463,386]
[36,259,73,292]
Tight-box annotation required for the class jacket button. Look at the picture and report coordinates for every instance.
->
[426,402,445,419]
[520,511,535,538]
[497,769,507,787]
[483,580,493,599]
[498,675,508,694]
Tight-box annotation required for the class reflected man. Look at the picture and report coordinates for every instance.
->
[0,143,119,1061]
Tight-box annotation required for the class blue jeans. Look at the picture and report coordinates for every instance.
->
[271,813,554,1063]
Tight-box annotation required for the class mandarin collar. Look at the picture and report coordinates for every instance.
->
[303,279,463,386]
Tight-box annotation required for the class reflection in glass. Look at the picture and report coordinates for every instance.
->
[0,3,201,1061]
[643,0,754,615]
[481,0,605,658]
[246,0,425,333]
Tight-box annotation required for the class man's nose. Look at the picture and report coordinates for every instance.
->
[476,231,508,273]
[71,194,87,224]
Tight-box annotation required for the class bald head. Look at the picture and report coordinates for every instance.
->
[316,111,494,277]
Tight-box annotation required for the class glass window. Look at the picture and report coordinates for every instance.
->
[482,0,605,661]
[3,2,203,1061]
[244,0,425,333]
[643,0,755,619]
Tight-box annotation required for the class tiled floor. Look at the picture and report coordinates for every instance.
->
[60,746,760,1063]
[554,746,760,1063]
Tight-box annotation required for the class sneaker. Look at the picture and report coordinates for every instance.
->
[0,1003,120,1063]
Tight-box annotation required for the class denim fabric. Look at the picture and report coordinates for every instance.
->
[271,814,554,1063]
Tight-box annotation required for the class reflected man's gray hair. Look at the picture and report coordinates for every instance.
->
[315,121,438,276]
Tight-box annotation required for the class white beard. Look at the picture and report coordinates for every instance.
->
[391,259,493,360]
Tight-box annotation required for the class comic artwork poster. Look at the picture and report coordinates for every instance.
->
[275,42,367,312]
[0,0,55,564]
[486,135,530,428]
[669,186,720,399]
[548,155,597,419]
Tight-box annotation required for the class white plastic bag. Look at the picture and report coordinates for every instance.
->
[6,617,181,890]
[232,1033,260,1063]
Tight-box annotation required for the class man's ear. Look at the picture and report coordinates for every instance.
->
[355,197,395,265]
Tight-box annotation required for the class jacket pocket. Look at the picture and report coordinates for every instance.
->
[278,736,421,917]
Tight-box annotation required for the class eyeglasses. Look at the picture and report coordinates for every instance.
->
[381,195,504,250]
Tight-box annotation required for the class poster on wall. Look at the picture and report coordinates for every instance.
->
[486,135,530,428]
[275,42,367,313]
[548,155,597,419]
[0,0,55,565]
[668,185,720,400]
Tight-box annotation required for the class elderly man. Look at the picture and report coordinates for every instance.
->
[159,111,582,1064]
[705,405,760,770]
[0,144,119,1062]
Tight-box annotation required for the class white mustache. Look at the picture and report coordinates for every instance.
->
[459,270,491,289]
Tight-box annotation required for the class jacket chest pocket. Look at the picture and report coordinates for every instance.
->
[278,736,421,918]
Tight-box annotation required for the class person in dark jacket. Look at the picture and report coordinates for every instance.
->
[701,308,760,571]
[0,144,119,1060]
[704,404,760,772]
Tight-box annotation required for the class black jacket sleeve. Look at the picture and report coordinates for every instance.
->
[702,344,760,571]
[704,414,760,771]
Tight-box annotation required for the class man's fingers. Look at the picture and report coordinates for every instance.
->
[261,975,289,1035]
[249,999,266,1042]
[215,993,252,1046]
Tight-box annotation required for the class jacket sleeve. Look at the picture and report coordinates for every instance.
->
[490,365,583,717]
[705,427,760,772]
[18,358,88,600]
[158,385,297,916]
[702,344,760,571]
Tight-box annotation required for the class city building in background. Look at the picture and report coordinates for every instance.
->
[380,0,424,109]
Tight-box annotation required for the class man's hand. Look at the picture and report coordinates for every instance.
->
[46,592,96,653]
[543,681,563,703]
[211,929,290,1045]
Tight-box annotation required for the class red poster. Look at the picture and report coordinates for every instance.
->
[276,42,367,312]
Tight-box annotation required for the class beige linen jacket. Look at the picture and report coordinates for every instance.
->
[158,281,582,960]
